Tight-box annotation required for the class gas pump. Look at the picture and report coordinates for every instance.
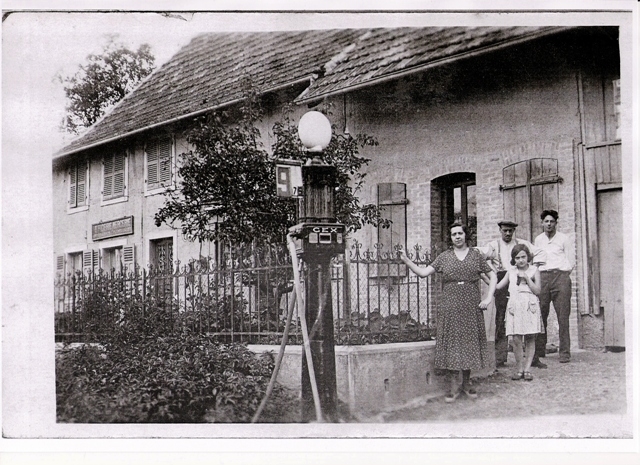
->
[275,111,343,422]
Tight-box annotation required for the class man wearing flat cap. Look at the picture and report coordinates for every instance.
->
[483,220,546,368]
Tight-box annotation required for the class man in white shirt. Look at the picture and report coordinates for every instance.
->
[483,220,546,368]
[534,210,574,365]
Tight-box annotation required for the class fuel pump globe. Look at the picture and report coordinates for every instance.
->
[298,111,332,152]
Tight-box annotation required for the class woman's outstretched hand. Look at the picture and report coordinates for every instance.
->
[478,297,492,310]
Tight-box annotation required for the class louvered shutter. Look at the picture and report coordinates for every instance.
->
[147,136,172,189]
[103,155,114,198]
[69,166,77,206]
[123,245,135,271]
[76,162,87,207]
[56,255,65,272]
[147,140,159,186]
[104,152,126,199]
[113,152,126,197]
[158,138,172,184]
[83,250,93,274]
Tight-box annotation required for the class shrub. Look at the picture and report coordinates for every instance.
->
[56,334,299,423]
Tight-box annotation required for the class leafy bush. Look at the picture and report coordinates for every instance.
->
[56,334,299,423]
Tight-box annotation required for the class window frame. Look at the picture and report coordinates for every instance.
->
[101,149,129,205]
[144,134,175,196]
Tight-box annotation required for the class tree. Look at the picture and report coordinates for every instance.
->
[154,85,389,247]
[59,38,155,134]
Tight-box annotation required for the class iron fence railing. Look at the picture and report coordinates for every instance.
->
[54,243,435,345]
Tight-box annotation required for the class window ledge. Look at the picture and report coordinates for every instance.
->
[67,205,89,214]
[145,184,175,197]
[101,196,129,207]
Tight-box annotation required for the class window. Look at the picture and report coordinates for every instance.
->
[99,243,136,274]
[501,158,561,241]
[102,247,123,274]
[145,135,174,194]
[69,160,88,210]
[67,252,83,275]
[431,173,477,251]
[377,182,407,250]
[103,150,127,202]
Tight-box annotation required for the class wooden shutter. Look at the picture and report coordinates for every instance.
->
[501,158,561,242]
[123,245,135,271]
[56,255,65,271]
[147,136,172,188]
[104,152,126,199]
[76,161,87,207]
[82,250,99,274]
[103,154,114,198]
[377,182,407,250]
[69,166,77,206]
[113,152,126,196]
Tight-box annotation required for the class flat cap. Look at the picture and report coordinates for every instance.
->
[498,220,518,228]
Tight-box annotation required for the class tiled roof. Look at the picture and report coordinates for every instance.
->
[57,29,364,157]
[294,26,566,103]
[56,26,567,158]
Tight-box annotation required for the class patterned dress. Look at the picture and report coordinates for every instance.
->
[431,248,491,371]
[505,266,544,336]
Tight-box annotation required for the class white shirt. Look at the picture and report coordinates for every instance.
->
[483,237,546,272]
[534,231,574,272]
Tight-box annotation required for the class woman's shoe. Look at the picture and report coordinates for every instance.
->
[444,390,460,403]
[461,385,478,398]
[523,371,533,381]
[511,371,524,380]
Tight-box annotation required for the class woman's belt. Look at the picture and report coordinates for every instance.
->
[444,279,479,285]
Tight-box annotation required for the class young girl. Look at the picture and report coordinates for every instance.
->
[496,244,543,381]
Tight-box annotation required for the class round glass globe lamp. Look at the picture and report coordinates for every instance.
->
[298,111,332,152]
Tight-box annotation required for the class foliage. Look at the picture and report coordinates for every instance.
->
[334,311,433,345]
[58,37,155,134]
[56,335,299,423]
[154,89,390,245]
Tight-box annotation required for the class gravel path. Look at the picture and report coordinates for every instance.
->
[378,349,629,429]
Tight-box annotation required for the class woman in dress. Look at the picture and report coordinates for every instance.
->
[399,222,497,402]
[496,244,543,382]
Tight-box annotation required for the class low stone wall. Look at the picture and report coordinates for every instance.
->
[250,340,496,416]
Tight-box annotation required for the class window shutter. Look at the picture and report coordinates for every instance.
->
[56,255,65,271]
[69,166,77,206]
[103,155,114,198]
[147,140,159,185]
[113,152,126,196]
[147,136,172,188]
[76,161,87,207]
[82,250,93,274]
[377,182,407,250]
[502,158,560,242]
[158,137,172,183]
[123,245,135,270]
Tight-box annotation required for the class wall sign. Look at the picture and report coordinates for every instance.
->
[92,216,134,241]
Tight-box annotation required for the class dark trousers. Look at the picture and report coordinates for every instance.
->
[535,271,572,360]
[494,270,509,365]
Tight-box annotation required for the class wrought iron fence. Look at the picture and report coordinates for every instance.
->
[54,242,435,345]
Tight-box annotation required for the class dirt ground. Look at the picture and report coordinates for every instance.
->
[377,348,629,426]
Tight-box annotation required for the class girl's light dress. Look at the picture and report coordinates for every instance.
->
[505,265,544,336]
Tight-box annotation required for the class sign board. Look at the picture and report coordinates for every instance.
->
[92,216,134,241]
[275,160,303,198]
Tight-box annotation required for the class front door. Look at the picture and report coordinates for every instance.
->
[598,188,624,348]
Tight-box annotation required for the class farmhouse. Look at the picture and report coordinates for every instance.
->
[53,26,624,353]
